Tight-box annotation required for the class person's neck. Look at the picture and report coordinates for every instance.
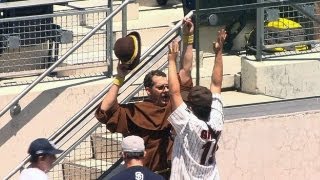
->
[30,163,45,172]
[30,162,49,173]
[126,159,144,168]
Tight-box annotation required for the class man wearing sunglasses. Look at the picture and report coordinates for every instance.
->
[95,18,194,179]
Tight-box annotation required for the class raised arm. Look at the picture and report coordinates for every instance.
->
[179,18,194,84]
[210,29,227,94]
[100,63,129,111]
[168,40,183,110]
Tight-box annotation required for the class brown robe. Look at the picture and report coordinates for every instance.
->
[95,78,192,173]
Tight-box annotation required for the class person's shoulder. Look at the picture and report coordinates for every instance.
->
[138,167,165,179]
[19,168,48,180]
[110,166,164,180]
[109,170,130,180]
[149,172,165,180]
[109,166,164,180]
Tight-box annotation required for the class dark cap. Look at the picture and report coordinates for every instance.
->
[183,86,212,107]
[114,31,141,70]
[28,138,63,156]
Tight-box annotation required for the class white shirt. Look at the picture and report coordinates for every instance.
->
[19,168,48,180]
[168,93,224,180]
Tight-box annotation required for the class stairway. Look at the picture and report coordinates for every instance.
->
[1,1,246,179]
[59,130,125,179]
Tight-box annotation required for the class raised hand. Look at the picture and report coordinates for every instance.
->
[116,61,130,78]
[213,29,227,54]
[168,40,180,61]
[183,18,194,36]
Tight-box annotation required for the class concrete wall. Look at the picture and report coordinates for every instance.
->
[0,78,110,178]
[241,58,320,99]
[217,110,320,180]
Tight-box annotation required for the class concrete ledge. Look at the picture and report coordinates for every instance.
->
[241,57,320,99]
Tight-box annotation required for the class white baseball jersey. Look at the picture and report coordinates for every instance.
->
[168,93,224,180]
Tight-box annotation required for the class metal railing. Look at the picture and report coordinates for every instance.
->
[0,1,112,78]
[4,7,192,178]
[3,0,135,179]
[5,7,193,179]
[0,0,133,118]
[194,0,320,60]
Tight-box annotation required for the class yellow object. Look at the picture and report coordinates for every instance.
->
[266,18,302,29]
[266,18,309,52]
[183,34,194,44]
[126,35,139,64]
[113,76,124,86]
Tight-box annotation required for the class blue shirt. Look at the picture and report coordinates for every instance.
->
[110,166,165,180]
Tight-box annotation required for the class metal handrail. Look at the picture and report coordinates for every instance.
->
[0,0,135,118]
[197,0,317,14]
[4,9,193,179]
[3,1,134,179]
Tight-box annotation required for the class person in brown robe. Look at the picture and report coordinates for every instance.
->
[95,18,194,179]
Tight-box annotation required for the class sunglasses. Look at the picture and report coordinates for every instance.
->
[154,84,169,90]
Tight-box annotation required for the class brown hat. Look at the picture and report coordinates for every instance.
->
[183,86,212,107]
[114,31,141,70]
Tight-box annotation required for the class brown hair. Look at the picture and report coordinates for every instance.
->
[143,70,167,88]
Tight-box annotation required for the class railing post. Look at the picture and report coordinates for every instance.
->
[122,0,128,37]
[106,0,114,77]
[256,0,265,61]
[195,0,200,86]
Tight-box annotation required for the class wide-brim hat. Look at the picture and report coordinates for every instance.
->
[114,31,141,70]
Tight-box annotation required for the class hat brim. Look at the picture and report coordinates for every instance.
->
[127,31,141,70]
[47,149,63,155]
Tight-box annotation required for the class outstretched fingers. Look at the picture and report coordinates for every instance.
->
[217,29,227,45]
[168,40,179,54]
[213,29,227,54]
[183,18,194,35]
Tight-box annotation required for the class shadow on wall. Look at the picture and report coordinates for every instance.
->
[0,77,105,147]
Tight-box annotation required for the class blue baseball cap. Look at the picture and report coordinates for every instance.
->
[28,138,63,156]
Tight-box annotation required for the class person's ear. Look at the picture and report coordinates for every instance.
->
[145,87,152,96]
[121,152,128,159]
[38,155,46,161]
[143,151,146,158]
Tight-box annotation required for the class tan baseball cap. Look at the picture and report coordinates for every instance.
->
[121,135,145,153]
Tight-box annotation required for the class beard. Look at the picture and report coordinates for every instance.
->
[153,93,170,106]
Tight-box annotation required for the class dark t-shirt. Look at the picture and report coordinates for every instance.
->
[110,166,165,180]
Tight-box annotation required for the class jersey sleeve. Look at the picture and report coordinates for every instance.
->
[168,102,191,135]
[208,93,224,131]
